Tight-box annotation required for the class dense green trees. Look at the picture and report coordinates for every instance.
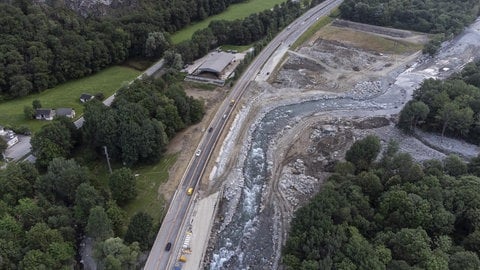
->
[36,158,90,204]
[94,237,140,270]
[339,0,478,53]
[124,212,154,250]
[109,168,137,206]
[82,76,203,165]
[176,0,304,63]
[74,183,104,227]
[398,61,480,144]
[0,145,156,268]
[283,136,479,269]
[345,135,381,172]
[30,117,81,169]
[398,101,429,132]
[86,206,113,241]
[0,0,252,99]
[0,162,79,269]
[0,4,131,98]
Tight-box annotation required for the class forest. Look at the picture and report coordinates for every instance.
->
[339,0,479,54]
[175,0,328,63]
[398,61,480,144]
[2,0,479,98]
[0,0,318,99]
[82,75,205,165]
[0,156,154,269]
[174,0,309,63]
[0,0,245,98]
[30,75,204,169]
[283,136,480,270]
[0,74,204,268]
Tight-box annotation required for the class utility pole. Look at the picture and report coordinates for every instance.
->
[103,146,112,174]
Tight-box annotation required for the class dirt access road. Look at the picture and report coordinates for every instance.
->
[203,19,480,269]
[159,18,480,269]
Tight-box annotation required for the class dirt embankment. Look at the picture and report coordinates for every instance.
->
[161,19,480,269]
[201,21,436,269]
[252,20,480,269]
[159,85,227,201]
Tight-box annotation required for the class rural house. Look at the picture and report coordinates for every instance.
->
[56,108,76,118]
[80,93,95,103]
[0,126,18,148]
[35,108,55,120]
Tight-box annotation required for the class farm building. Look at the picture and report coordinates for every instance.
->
[196,52,235,78]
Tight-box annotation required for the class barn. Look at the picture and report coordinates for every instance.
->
[196,52,235,78]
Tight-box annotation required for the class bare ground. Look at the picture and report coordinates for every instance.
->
[204,19,479,269]
[159,86,227,201]
[158,19,480,269]
[162,19,428,202]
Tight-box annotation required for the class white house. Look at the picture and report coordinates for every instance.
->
[0,126,18,148]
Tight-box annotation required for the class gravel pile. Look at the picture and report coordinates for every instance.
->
[279,159,319,209]
[346,80,383,99]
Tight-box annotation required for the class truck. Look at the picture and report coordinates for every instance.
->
[229,99,235,106]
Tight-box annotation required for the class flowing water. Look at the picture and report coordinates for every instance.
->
[208,16,480,269]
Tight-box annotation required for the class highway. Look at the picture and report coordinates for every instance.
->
[143,0,343,269]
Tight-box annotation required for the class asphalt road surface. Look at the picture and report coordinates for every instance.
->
[143,1,343,269]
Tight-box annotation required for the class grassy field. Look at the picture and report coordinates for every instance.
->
[172,0,287,44]
[86,152,178,225]
[0,66,141,133]
[122,154,178,224]
[317,26,424,54]
[291,11,335,50]
[292,8,423,54]
[220,44,252,52]
[183,81,218,91]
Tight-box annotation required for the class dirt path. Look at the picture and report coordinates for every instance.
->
[204,19,480,269]
[162,19,480,269]
[207,22,422,266]
[158,87,226,201]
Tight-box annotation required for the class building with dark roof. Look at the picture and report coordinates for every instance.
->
[35,108,55,120]
[80,93,95,103]
[197,52,235,77]
[56,108,76,118]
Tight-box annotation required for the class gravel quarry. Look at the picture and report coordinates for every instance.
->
[190,19,480,269]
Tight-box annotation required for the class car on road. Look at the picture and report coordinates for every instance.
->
[195,149,201,156]
[208,127,213,132]
[165,242,172,251]
[187,187,194,196]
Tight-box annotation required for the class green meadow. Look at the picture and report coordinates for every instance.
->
[172,0,287,44]
[0,66,140,133]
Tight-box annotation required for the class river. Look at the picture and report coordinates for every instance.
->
[207,16,480,269]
